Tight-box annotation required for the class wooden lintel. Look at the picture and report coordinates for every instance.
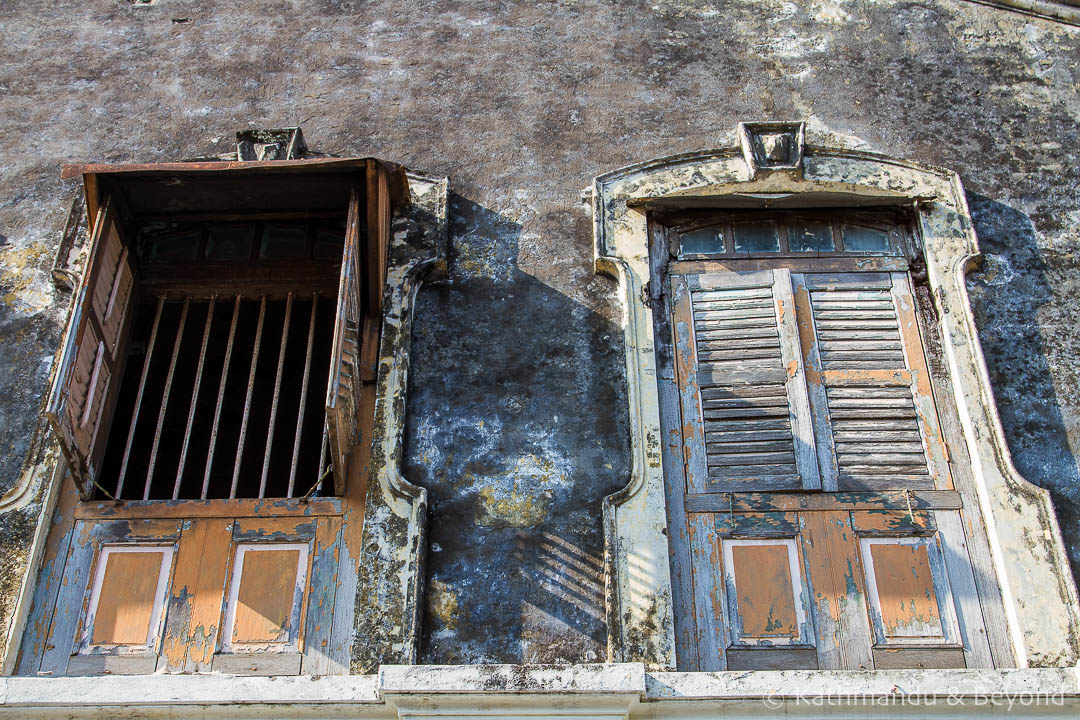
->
[683,490,962,514]
[75,497,344,520]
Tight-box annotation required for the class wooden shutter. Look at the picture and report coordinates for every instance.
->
[671,269,819,492]
[325,188,364,495]
[793,272,952,491]
[46,193,135,492]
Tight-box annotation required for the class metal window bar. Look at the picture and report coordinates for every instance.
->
[143,296,190,500]
[202,294,241,499]
[259,292,293,498]
[173,296,216,499]
[318,421,329,495]
[115,295,165,498]
[288,293,319,497]
[231,295,267,499]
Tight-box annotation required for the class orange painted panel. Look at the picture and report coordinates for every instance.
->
[91,551,162,645]
[870,543,942,638]
[731,544,798,639]
[233,549,300,644]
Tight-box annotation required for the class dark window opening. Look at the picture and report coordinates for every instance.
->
[93,218,351,501]
[99,295,337,501]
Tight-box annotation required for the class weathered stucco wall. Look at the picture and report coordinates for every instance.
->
[0,0,1078,665]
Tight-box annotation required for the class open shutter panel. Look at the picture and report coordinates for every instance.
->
[794,272,952,491]
[325,188,364,495]
[46,193,135,492]
[672,269,819,493]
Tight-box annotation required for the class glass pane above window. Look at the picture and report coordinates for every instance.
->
[260,225,308,260]
[206,225,254,261]
[147,229,201,263]
[313,227,345,261]
[841,224,891,253]
[680,227,724,255]
[788,220,835,253]
[733,221,780,253]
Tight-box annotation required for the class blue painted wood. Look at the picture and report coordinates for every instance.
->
[300,517,342,675]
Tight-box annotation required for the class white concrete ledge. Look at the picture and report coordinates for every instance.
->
[646,667,1080,699]
[380,663,645,695]
[0,673,381,707]
[3,666,1080,717]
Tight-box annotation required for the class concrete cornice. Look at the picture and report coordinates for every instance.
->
[2,665,1079,717]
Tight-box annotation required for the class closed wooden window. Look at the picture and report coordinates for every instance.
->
[660,208,992,672]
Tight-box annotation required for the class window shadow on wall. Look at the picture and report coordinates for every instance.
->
[965,192,1080,587]
[403,193,629,664]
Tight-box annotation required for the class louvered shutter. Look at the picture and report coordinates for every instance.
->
[671,269,819,492]
[793,272,952,491]
[47,194,136,491]
[325,188,364,495]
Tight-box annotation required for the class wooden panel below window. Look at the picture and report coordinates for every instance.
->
[864,540,945,641]
[90,550,167,645]
[729,544,799,641]
[232,549,301,644]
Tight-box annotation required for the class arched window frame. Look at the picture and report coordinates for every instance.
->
[591,122,1080,669]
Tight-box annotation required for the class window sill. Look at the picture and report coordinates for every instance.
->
[74,496,344,520]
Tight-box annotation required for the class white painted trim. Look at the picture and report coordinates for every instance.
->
[79,544,175,655]
[220,542,309,654]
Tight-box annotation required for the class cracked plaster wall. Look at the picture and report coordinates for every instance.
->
[0,0,1078,666]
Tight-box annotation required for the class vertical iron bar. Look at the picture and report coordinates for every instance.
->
[144,297,190,500]
[174,296,216,499]
[202,295,241,499]
[318,421,329,494]
[259,292,293,498]
[115,295,165,498]
[288,294,318,497]
[231,294,266,499]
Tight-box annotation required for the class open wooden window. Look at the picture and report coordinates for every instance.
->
[662,207,990,672]
[47,160,403,501]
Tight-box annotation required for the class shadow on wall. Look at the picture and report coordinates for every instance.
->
[966,192,1080,588]
[403,194,629,664]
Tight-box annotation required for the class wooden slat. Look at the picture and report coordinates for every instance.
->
[671,275,710,494]
[687,514,727,670]
[708,451,795,466]
[799,511,874,670]
[803,272,895,290]
[872,647,965,669]
[774,269,820,490]
[213,652,302,675]
[727,647,818,670]
[715,511,798,537]
[160,519,233,672]
[935,511,994,668]
[301,517,343,675]
[890,272,953,490]
[707,440,793,454]
[850,510,933,535]
[38,522,98,676]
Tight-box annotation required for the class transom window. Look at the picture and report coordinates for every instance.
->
[662,208,914,258]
